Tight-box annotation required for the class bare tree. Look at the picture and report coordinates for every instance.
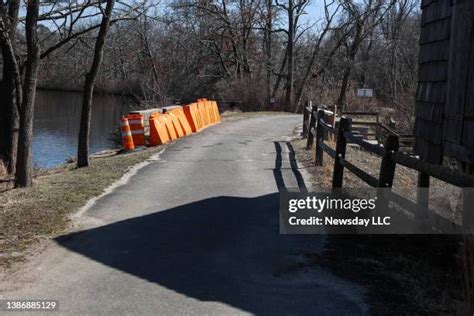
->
[15,0,40,188]
[0,0,20,175]
[293,0,343,111]
[262,0,273,107]
[77,0,116,168]
[276,0,310,111]
[335,0,395,111]
[275,0,310,111]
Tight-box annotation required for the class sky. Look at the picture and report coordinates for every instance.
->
[305,1,327,20]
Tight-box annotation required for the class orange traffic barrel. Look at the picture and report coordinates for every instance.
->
[149,112,170,146]
[120,117,135,151]
[127,113,145,146]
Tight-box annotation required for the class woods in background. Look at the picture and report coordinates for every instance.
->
[0,0,420,187]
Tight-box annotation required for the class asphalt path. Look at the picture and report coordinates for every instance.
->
[1,114,368,315]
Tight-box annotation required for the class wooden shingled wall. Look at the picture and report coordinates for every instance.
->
[414,0,451,164]
[414,0,474,164]
[444,0,474,164]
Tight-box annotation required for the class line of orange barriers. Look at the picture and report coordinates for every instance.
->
[120,99,221,151]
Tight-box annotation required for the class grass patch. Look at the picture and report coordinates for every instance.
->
[0,146,163,269]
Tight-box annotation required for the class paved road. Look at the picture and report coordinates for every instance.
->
[1,114,367,315]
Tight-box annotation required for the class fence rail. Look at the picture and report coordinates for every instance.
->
[302,103,474,230]
[336,109,415,151]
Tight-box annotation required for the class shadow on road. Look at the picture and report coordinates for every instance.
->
[56,194,335,314]
[273,141,308,193]
[54,140,363,314]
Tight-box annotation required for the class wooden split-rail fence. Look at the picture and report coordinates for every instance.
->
[302,102,474,230]
[303,104,414,151]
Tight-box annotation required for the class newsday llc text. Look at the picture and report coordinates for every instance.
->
[279,188,474,234]
[287,194,390,227]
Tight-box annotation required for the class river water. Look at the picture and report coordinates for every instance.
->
[33,90,131,168]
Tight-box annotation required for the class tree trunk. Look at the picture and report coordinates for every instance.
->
[294,37,326,112]
[359,27,375,89]
[0,41,19,175]
[77,0,116,168]
[268,0,273,108]
[264,0,272,109]
[336,21,363,112]
[284,0,294,112]
[0,1,20,175]
[15,0,40,188]
[294,27,346,112]
[272,49,287,98]
[337,65,352,112]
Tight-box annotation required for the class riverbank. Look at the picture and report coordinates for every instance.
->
[0,146,165,269]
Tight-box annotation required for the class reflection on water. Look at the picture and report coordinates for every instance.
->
[33,90,131,168]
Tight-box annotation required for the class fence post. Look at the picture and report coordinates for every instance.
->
[329,104,337,142]
[375,113,380,143]
[306,106,317,149]
[302,100,311,138]
[332,117,351,188]
[463,189,474,231]
[315,109,325,166]
[378,135,399,188]
[331,104,337,128]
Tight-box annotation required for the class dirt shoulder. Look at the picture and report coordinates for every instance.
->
[291,137,464,314]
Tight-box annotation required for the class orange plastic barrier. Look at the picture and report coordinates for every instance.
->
[205,100,213,125]
[127,113,145,146]
[197,100,210,127]
[123,99,220,150]
[197,102,207,129]
[149,113,170,145]
[170,108,193,135]
[167,112,185,138]
[120,117,135,151]
[206,100,216,124]
[211,101,221,123]
[183,103,202,132]
[160,114,178,140]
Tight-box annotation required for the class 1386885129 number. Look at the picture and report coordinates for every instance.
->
[0,300,58,311]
